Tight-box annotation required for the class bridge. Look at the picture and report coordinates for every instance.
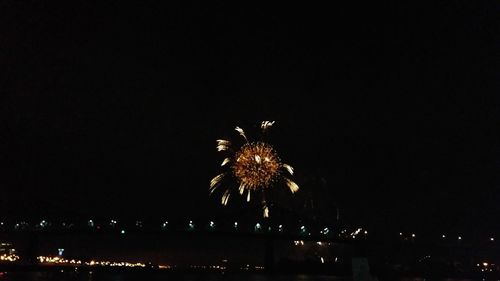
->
[1,219,499,279]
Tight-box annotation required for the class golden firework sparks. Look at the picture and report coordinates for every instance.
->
[235,126,248,142]
[283,164,294,175]
[221,190,230,206]
[209,173,225,194]
[263,205,269,218]
[261,120,275,131]
[285,178,299,193]
[232,142,281,190]
[221,157,231,167]
[210,121,300,217]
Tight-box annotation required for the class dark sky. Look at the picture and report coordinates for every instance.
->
[1,1,500,236]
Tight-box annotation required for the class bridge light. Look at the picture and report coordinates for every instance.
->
[255,223,261,231]
[40,220,48,228]
[322,227,329,235]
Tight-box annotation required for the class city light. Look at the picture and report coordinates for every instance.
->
[412,233,415,238]
[0,253,20,262]
[490,237,494,241]
[120,230,125,235]
[458,236,462,240]
[38,256,146,268]
[442,234,446,238]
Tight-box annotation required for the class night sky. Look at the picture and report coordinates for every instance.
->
[1,2,500,237]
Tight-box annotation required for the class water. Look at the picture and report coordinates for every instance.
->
[0,272,481,281]
[0,272,351,281]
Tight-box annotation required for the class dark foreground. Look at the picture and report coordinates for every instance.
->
[0,272,489,281]
[0,270,492,281]
[0,272,352,281]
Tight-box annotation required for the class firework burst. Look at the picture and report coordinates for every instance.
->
[210,121,299,217]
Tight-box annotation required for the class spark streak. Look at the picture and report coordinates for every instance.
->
[261,121,275,131]
[235,127,248,142]
[210,173,224,189]
[283,164,294,175]
[221,190,230,205]
[221,158,230,167]
[285,178,299,193]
